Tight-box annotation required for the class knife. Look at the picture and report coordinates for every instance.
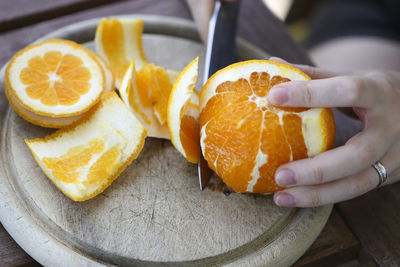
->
[198,0,241,190]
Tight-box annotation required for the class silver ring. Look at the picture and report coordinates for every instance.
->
[372,161,387,188]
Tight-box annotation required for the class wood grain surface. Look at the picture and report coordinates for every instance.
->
[338,183,400,266]
[294,210,360,267]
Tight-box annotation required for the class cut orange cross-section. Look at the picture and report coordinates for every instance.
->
[200,60,335,194]
[25,91,147,201]
[5,46,114,128]
[167,57,200,163]
[5,39,105,118]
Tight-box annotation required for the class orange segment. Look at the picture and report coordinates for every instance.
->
[5,39,105,117]
[56,54,84,74]
[20,68,48,85]
[27,56,50,73]
[200,60,335,193]
[136,63,173,124]
[283,113,308,161]
[40,87,58,106]
[179,99,200,163]
[54,82,80,106]
[204,102,262,192]
[43,51,62,71]
[250,71,270,97]
[85,145,121,187]
[253,112,291,193]
[25,82,50,100]
[43,138,104,172]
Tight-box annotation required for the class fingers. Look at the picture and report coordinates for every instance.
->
[274,167,379,207]
[267,75,381,108]
[186,0,215,43]
[269,57,339,79]
[274,134,400,207]
[275,129,389,187]
[374,139,400,186]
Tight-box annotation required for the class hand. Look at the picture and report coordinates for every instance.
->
[268,57,400,207]
[186,0,215,43]
[186,0,236,43]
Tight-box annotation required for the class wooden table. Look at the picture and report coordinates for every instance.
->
[0,0,399,266]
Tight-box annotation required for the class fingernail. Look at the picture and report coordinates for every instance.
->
[268,86,288,105]
[275,168,297,186]
[274,192,296,206]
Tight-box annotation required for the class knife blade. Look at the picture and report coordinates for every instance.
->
[198,0,241,190]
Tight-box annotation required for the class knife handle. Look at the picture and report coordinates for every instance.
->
[207,0,241,77]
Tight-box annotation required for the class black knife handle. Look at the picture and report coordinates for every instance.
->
[208,0,241,78]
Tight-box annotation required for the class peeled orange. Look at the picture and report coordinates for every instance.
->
[167,57,200,163]
[5,39,105,118]
[25,91,147,201]
[200,60,335,193]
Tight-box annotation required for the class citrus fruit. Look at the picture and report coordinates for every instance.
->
[5,39,105,118]
[95,17,180,130]
[200,60,335,194]
[25,91,147,201]
[4,45,112,128]
[167,57,200,163]
[135,62,176,125]
[95,17,147,87]
[119,59,170,139]
[5,46,113,128]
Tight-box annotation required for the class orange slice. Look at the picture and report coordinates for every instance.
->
[119,60,170,139]
[167,57,200,163]
[5,46,114,128]
[25,91,147,201]
[5,39,105,118]
[200,60,335,193]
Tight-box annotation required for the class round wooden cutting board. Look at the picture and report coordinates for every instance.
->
[0,16,332,266]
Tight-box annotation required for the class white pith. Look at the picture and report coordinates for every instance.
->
[168,58,199,157]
